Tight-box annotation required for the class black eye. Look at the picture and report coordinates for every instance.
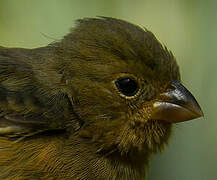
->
[115,77,139,97]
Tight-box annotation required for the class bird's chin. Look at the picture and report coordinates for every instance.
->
[117,119,172,156]
[141,120,172,153]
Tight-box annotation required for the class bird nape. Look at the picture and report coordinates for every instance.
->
[0,17,203,180]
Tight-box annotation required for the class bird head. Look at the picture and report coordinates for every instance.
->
[55,17,203,156]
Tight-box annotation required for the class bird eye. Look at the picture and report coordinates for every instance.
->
[115,77,139,97]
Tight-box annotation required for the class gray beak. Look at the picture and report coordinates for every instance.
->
[150,80,203,123]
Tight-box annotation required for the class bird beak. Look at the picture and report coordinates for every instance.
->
[150,80,204,123]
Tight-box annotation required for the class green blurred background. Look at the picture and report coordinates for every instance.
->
[0,0,216,179]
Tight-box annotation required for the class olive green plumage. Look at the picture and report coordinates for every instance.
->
[0,17,180,179]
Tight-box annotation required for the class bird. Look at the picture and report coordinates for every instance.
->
[0,17,203,180]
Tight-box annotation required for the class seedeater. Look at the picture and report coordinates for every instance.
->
[0,17,203,180]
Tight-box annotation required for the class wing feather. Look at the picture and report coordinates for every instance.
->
[0,47,80,138]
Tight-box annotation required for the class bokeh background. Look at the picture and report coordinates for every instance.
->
[0,0,216,179]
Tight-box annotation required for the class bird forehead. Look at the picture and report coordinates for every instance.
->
[113,57,179,83]
[61,17,180,82]
[65,17,162,58]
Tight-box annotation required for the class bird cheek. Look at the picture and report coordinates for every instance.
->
[128,105,153,125]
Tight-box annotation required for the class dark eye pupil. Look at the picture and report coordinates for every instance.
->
[115,77,139,96]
